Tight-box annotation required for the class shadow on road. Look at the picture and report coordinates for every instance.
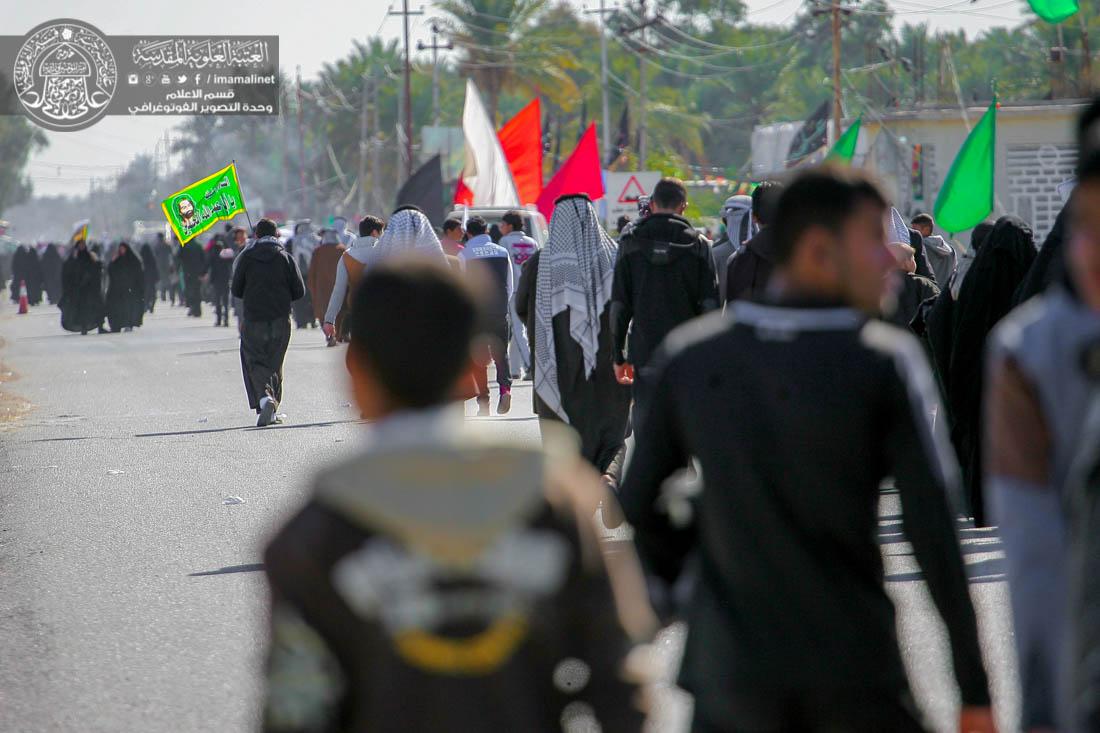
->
[886,556,1005,585]
[135,418,363,438]
[27,436,92,443]
[189,563,265,577]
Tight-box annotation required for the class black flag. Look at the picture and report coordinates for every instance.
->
[395,154,444,225]
[606,104,630,167]
[786,100,831,168]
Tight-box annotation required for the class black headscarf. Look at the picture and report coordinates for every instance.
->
[140,243,160,282]
[946,215,1037,525]
[1012,202,1069,307]
[970,221,996,253]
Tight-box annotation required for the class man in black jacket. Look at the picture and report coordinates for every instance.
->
[724,179,783,304]
[620,167,995,732]
[231,219,305,426]
[610,177,718,421]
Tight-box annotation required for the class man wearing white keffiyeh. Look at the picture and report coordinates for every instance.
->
[366,206,447,265]
[516,194,631,490]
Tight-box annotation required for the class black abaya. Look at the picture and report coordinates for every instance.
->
[41,244,64,304]
[139,244,160,313]
[945,216,1036,526]
[10,246,44,305]
[105,245,145,331]
[59,248,106,333]
[1013,204,1068,307]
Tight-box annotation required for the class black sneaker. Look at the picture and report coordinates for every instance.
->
[497,392,512,415]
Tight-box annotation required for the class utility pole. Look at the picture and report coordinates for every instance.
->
[295,65,310,214]
[371,68,383,213]
[584,0,619,159]
[811,1,848,144]
[830,3,842,144]
[417,24,453,126]
[1082,7,1094,96]
[1053,25,1068,99]
[620,0,660,167]
[279,86,290,200]
[358,71,370,215]
[388,1,424,181]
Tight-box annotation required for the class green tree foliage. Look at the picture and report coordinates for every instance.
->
[12,0,1099,234]
[0,118,46,218]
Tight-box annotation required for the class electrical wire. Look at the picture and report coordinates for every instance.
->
[609,32,799,78]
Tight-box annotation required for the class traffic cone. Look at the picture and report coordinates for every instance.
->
[17,280,28,315]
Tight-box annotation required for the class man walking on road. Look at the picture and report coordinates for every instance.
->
[724,180,783,304]
[610,177,718,422]
[231,218,305,427]
[620,168,995,732]
[498,209,539,379]
[459,215,513,416]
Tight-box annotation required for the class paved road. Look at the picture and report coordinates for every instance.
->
[0,300,1019,732]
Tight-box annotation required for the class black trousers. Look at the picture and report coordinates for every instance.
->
[539,417,628,485]
[691,688,927,733]
[474,319,512,400]
[212,286,230,324]
[240,317,291,411]
[184,276,202,316]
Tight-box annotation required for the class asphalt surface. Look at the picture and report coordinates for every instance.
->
[0,298,1019,732]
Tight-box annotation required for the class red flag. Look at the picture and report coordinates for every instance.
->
[536,123,603,220]
[453,176,474,206]
[497,98,543,206]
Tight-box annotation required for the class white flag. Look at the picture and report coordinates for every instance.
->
[460,80,519,207]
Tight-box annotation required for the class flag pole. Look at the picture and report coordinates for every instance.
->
[232,160,255,232]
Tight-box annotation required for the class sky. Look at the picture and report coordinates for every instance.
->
[12,0,1027,198]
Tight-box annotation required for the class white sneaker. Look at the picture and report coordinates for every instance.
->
[257,397,277,427]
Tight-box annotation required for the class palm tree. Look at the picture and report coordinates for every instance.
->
[435,0,578,123]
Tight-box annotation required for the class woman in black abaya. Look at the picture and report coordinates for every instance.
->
[105,242,145,332]
[41,244,64,305]
[60,241,107,334]
[944,216,1036,526]
[139,243,160,314]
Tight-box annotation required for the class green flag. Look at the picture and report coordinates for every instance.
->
[1027,0,1078,23]
[934,101,996,233]
[161,162,247,245]
[826,117,861,164]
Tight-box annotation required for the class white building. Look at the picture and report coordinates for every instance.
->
[751,99,1086,245]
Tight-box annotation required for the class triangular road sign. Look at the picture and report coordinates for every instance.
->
[617,174,647,204]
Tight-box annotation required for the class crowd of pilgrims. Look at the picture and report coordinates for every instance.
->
[0,219,361,336]
[246,146,1095,730]
[7,100,1100,732]
[1,172,1051,532]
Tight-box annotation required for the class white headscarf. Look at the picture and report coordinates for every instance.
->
[722,195,755,245]
[292,221,318,264]
[331,216,354,246]
[534,195,618,423]
[886,208,911,246]
[367,208,445,265]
